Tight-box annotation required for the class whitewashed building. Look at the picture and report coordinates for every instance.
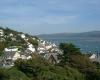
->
[4,47,18,52]
[21,34,26,39]
[27,44,36,53]
[0,29,4,37]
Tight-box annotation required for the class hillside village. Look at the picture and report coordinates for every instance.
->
[0,27,62,68]
[1,27,100,80]
[0,27,100,68]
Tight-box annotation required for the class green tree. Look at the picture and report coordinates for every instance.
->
[58,43,81,65]
[0,42,6,55]
[0,68,9,80]
[14,55,84,80]
[28,38,38,49]
[58,43,100,80]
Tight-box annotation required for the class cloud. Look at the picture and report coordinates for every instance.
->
[34,16,77,24]
[0,15,77,26]
[0,0,100,34]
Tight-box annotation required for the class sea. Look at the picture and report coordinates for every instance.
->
[38,36,100,53]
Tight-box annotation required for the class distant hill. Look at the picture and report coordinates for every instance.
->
[37,31,100,38]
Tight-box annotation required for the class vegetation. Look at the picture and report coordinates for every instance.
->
[0,42,6,55]
[0,68,30,80]
[58,43,81,65]
[14,55,84,80]
[0,55,85,80]
[58,43,100,80]
[28,38,38,49]
[0,27,100,80]
[0,27,37,53]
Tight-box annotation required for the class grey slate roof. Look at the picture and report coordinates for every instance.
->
[20,49,33,57]
[44,53,58,63]
[4,51,17,59]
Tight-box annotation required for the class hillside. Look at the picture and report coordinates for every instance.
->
[0,27,85,80]
[0,27,38,54]
[0,27,100,80]
[0,27,61,67]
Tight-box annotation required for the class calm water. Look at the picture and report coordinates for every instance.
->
[39,36,100,53]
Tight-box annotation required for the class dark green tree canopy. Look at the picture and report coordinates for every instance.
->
[59,43,81,55]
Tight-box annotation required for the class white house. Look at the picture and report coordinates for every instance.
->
[27,47,35,53]
[33,38,36,40]
[46,45,52,50]
[5,47,18,52]
[20,55,32,60]
[38,47,45,51]
[2,51,21,67]
[90,54,96,59]
[21,34,26,39]
[4,51,20,61]
[20,50,33,60]
[12,52,20,61]
[0,29,4,36]
[9,33,13,37]
[27,44,36,53]
[52,43,57,47]
[11,37,16,41]
[26,56,32,60]
[2,50,33,67]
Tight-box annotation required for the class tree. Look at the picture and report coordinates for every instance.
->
[0,42,6,56]
[28,38,38,49]
[14,55,84,80]
[58,43,81,65]
[0,68,9,80]
[58,43,100,80]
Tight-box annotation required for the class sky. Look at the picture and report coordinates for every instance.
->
[0,0,100,35]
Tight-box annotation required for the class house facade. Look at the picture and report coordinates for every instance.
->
[2,49,33,68]
[0,29,4,37]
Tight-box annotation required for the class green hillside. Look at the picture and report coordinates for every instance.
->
[0,27,100,80]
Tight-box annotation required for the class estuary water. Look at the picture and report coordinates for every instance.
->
[39,36,100,53]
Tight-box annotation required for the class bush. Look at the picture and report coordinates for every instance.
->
[7,68,30,80]
[58,43,100,80]
[14,56,85,80]
[0,68,9,80]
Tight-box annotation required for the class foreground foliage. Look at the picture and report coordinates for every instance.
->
[0,27,100,80]
[59,43,100,80]
[0,55,84,80]
[0,43,100,80]
[14,56,84,80]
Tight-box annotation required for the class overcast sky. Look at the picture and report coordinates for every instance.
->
[0,0,100,35]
